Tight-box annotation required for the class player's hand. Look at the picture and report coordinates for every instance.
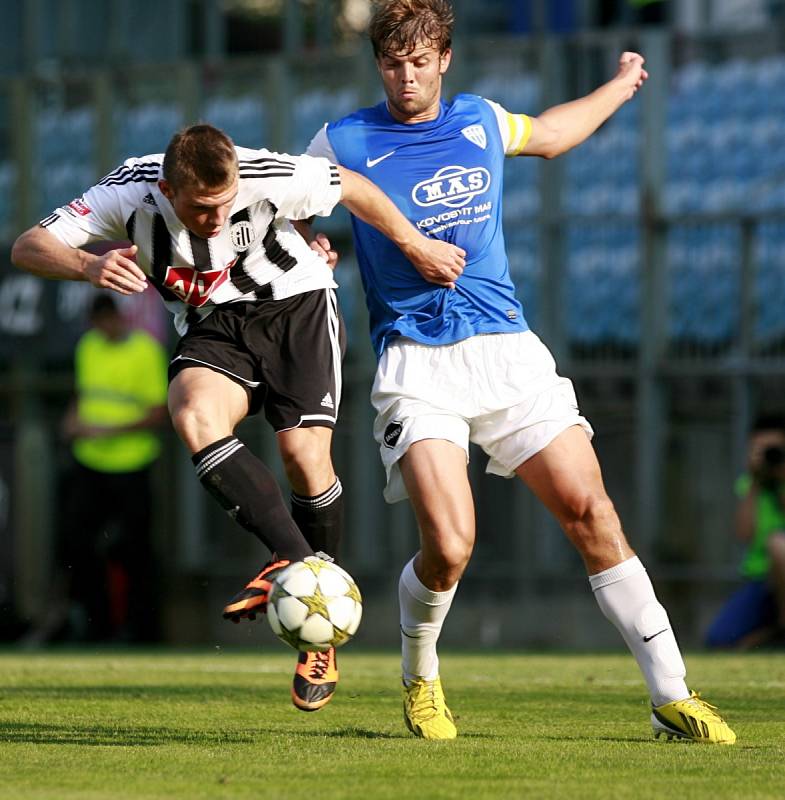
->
[406,237,466,289]
[83,245,148,295]
[310,232,338,270]
[615,52,648,100]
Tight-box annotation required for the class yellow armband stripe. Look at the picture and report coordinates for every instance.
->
[505,112,533,155]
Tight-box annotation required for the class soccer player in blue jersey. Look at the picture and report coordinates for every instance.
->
[303,0,735,742]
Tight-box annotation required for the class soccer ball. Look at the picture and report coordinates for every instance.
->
[267,558,363,652]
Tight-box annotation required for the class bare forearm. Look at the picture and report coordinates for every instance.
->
[536,79,632,157]
[11,226,93,281]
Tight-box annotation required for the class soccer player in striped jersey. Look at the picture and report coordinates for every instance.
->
[11,123,465,712]
[301,0,736,742]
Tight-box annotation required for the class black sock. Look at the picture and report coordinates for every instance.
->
[192,436,314,562]
[291,477,344,561]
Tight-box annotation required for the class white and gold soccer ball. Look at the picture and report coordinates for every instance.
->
[267,558,363,652]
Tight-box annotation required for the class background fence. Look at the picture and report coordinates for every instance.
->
[1,1,785,648]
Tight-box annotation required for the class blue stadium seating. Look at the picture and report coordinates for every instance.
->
[203,96,267,150]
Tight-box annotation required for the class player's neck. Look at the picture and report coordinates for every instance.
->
[385,98,442,125]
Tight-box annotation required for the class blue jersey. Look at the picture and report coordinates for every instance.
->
[309,94,533,356]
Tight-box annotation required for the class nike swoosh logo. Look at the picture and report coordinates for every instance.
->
[366,150,396,168]
[643,629,669,643]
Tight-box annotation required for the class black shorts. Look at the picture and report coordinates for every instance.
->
[169,289,346,431]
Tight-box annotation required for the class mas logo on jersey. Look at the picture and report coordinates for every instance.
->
[461,124,487,150]
[163,264,232,307]
[412,165,491,209]
[230,220,256,252]
[66,197,92,217]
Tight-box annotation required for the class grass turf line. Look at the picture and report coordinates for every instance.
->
[0,650,783,799]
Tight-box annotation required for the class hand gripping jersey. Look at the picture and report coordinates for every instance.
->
[41,148,342,336]
[307,94,532,356]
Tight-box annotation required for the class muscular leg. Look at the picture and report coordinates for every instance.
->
[398,439,475,683]
[169,367,312,561]
[516,425,689,706]
[278,426,343,560]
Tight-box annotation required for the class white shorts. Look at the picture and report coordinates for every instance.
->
[371,330,593,503]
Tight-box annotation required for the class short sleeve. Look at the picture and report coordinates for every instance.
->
[305,125,339,164]
[272,153,342,220]
[483,98,533,156]
[39,158,153,247]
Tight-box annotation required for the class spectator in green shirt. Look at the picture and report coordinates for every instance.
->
[706,415,785,649]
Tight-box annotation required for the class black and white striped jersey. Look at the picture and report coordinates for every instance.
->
[41,147,342,335]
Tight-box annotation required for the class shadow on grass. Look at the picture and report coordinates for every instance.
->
[0,722,412,746]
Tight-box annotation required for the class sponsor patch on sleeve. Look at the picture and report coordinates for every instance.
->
[66,197,92,217]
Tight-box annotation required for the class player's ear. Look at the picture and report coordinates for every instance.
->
[158,179,173,202]
[439,48,452,74]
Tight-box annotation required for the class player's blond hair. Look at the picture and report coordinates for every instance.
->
[369,0,454,57]
[162,124,238,192]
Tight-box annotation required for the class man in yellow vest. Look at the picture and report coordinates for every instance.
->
[57,292,168,641]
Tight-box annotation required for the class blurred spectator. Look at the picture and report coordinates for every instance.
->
[25,293,168,644]
[706,415,785,649]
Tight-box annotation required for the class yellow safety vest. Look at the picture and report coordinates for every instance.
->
[72,328,168,473]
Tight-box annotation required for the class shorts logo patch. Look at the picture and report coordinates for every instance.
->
[230,220,256,252]
[320,392,334,409]
[383,420,403,449]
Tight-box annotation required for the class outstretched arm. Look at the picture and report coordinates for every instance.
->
[12,225,148,295]
[337,166,466,288]
[524,52,648,160]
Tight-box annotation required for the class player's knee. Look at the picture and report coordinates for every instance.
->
[562,492,621,556]
[425,528,474,579]
[279,440,333,492]
[170,400,222,452]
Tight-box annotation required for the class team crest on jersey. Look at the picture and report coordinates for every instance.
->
[412,165,491,209]
[461,124,487,150]
[230,220,256,252]
[163,263,233,307]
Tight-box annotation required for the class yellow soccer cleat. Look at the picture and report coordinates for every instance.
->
[652,691,736,744]
[402,676,457,740]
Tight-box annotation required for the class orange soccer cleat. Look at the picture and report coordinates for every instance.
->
[291,647,339,712]
[222,559,290,623]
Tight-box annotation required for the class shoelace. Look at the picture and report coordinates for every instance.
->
[410,681,440,717]
[308,651,332,680]
[684,693,724,722]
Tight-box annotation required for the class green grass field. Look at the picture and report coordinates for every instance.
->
[1,649,783,799]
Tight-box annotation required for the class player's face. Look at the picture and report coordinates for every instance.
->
[159,178,239,239]
[377,43,451,123]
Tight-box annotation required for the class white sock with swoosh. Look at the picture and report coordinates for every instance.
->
[399,557,457,686]
[590,556,689,707]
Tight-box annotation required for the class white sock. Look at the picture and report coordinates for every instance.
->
[589,556,689,707]
[399,557,457,685]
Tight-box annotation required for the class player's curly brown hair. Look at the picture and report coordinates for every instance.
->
[369,0,454,58]
[162,124,238,191]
